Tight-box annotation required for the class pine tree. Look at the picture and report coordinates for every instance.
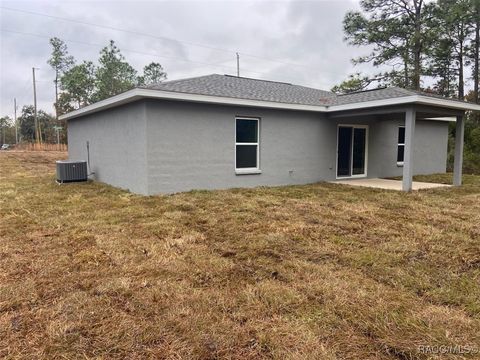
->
[47,38,75,120]
[94,40,137,101]
[342,0,434,90]
[60,61,96,110]
[137,62,167,86]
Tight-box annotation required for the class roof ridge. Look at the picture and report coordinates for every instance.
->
[221,74,337,96]
[222,74,293,86]
[149,73,335,96]
[147,73,222,87]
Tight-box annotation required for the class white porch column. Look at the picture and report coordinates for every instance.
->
[453,114,465,186]
[402,108,416,192]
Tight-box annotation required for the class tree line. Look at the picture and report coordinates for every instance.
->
[51,38,167,116]
[1,39,167,145]
[333,0,479,99]
[332,0,480,173]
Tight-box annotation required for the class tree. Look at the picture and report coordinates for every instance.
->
[47,38,75,120]
[137,62,167,86]
[343,0,434,90]
[425,35,458,97]
[0,116,14,145]
[331,73,383,94]
[56,92,76,115]
[94,40,137,101]
[49,39,168,110]
[428,0,473,99]
[448,93,480,173]
[468,0,480,104]
[18,106,54,142]
[60,61,96,110]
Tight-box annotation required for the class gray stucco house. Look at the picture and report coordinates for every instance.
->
[61,74,480,195]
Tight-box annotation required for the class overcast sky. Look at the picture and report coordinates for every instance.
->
[0,0,369,119]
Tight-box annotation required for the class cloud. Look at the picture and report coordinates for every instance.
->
[0,0,365,119]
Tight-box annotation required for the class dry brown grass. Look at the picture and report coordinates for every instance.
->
[1,151,479,359]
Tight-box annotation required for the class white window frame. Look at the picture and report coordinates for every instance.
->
[397,126,405,166]
[235,117,261,174]
[335,124,369,179]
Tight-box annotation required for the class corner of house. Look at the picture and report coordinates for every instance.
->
[143,99,150,195]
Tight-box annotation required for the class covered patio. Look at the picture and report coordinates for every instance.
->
[328,98,478,191]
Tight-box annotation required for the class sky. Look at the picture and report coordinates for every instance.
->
[0,0,369,119]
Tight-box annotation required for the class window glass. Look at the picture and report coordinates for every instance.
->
[398,127,405,144]
[397,126,405,163]
[236,118,259,170]
[236,145,257,168]
[397,145,405,163]
[352,128,366,175]
[236,119,258,143]
[337,126,353,176]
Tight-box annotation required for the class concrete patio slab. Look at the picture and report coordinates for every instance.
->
[331,178,451,191]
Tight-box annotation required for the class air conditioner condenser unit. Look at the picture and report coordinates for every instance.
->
[56,160,88,183]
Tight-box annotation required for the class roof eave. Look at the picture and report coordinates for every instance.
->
[59,88,329,120]
[412,95,480,111]
[326,95,480,112]
[59,89,142,121]
[59,90,480,121]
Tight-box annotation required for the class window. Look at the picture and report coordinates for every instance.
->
[397,126,405,164]
[235,118,259,172]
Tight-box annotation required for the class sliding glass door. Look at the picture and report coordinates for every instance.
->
[337,125,368,178]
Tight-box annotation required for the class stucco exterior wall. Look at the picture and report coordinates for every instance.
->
[145,100,335,194]
[67,101,148,194]
[145,100,449,194]
[67,99,450,195]
[367,118,448,178]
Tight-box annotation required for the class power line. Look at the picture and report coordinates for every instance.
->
[1,28,335,89]
[0,28,269,77]
[0,6,237,54]
[0,6,329,74]
[1,6,345,109]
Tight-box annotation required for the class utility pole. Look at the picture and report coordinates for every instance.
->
[236,52,240,77]
[55,77,59,123]
[14,98,18,144]
[53,126,62,146]
[32,67,40,144]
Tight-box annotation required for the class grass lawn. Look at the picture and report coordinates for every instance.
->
[1,151,479,359]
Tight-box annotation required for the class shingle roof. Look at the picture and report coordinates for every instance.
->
[60,74,480,121]
[144,74,336,106]
[333,87,414,105]
[143,74,474,108]
[335,87,472,105]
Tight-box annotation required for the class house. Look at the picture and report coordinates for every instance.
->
[60,74,480,195]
